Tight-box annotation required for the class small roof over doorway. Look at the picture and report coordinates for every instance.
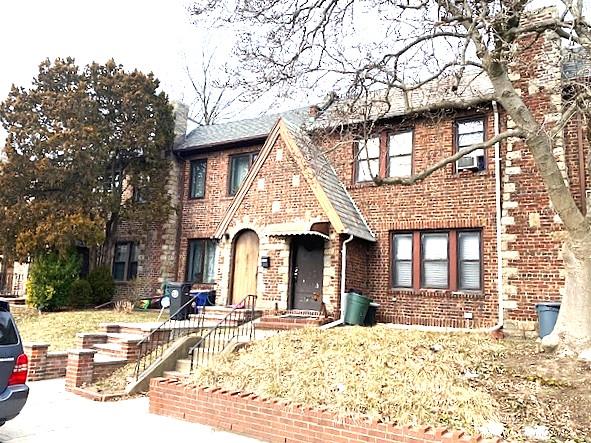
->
[263,222,330,241]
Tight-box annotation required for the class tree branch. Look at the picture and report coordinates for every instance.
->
[373,128,524,186]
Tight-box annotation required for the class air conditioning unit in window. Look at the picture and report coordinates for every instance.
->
[456,149,485,171]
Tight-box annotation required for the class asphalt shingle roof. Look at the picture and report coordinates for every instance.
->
[282,118,376,242]
[176,108,309,152]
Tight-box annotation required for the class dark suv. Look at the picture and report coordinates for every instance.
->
[0,301,28,426]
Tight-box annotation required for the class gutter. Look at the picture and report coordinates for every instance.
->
[320,234,354,330]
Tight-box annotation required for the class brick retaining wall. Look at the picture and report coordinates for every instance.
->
[24,343,68,381]
[149,378,501,443]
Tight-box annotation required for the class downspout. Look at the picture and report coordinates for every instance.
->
[492,100,504,331]
[320,234,354,330]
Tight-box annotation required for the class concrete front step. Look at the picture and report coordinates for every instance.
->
[94,353,127,365]
[93,343,124,358]
[106,332,145,343]
[162,370,190,380]
[175,358,191,373]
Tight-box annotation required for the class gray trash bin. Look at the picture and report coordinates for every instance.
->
[535,302,561,338]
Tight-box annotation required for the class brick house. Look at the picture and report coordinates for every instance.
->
[114,12,589,335]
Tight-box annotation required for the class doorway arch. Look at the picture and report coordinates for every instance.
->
[230,229,259,304]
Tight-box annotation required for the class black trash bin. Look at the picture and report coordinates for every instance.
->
[364,302,380,326]
[165,282,192,320]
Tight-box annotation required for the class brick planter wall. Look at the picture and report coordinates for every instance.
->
[24,343,68,381]
[149,379,502,443]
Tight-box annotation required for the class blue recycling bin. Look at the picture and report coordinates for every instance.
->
[191,290,216,307]
[535,302,561,338]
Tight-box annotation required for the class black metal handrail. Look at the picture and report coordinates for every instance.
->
[189,295,257,372]
[133,296,206,380]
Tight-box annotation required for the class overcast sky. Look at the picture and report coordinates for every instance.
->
[0,0,203,103]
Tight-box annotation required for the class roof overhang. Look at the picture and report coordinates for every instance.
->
[263,222,331,240]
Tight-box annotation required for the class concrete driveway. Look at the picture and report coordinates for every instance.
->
[0,379,261,442]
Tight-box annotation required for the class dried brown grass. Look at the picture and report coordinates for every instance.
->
[192,326,505,433]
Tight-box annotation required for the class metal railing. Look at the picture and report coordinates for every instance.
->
[133,297,206,380]
[0,272,26,297]
[190,295,257,372]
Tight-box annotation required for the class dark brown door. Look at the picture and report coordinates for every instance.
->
[231,230,259,304]
[291,237,324,311]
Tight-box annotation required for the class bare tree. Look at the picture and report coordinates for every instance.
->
[185,48,241,125]
[192,0,591,352]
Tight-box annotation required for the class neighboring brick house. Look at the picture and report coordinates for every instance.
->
[114,13,589,334]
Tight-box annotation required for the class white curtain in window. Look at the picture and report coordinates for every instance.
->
[388,131,413,177]
[204,241,217,283]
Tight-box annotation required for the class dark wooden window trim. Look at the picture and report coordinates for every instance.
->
[353,127,415,184]
[386,128,415,178]
[457,230,483,291]
[189,159,207,200]
[186,239,216,283]
[420,231,450,290]
[354,136,381,183]
[391,232,414,289]
[228,152,258,196]
[390,229,483,293]
[453,115,487,173]
[113,241,138,282]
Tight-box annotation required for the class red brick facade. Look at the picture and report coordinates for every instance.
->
[114,16,587,334]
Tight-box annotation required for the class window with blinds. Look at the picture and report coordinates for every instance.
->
[458,231,481,290]
[421,233,449,289]
[393,233,413,287]
[391,229,482,292]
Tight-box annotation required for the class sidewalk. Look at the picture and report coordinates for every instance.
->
[0,379,261,442]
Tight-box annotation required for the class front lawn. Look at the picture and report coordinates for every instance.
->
[193,326,591,441]
[13,308,161,351]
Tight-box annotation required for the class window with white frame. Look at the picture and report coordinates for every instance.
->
[355,137,380,182]
[388,130,413,177]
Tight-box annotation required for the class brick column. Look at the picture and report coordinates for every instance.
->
[24,343,49,381]
[65,349,96,390]
[76,333,107,349]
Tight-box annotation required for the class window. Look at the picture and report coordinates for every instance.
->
[392,233,413,288]
[189,159,207,199]
[458,231,482,290]
[388,130,413,177]
[391,230,482,292]
[355,137,380,182]
[421,233,449,289]
[456,118,485,171]
[113,242,138,281]
[186,239,216,283]
[229,153,257,195]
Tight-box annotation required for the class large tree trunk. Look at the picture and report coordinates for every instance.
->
[549,240,591,350]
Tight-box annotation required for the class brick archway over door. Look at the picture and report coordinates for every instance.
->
[230,230,259,304]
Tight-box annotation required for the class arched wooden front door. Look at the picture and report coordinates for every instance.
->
[230,230,259,305]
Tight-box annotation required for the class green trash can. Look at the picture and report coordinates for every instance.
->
[535,302,561,338]
[344,292,371,325]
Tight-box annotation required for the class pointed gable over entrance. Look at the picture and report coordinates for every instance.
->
[214,118,375,242]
